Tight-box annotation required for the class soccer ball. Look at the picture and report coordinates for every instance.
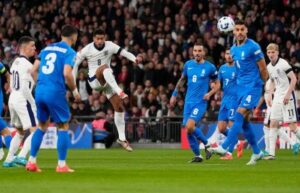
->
[217,16,235,33]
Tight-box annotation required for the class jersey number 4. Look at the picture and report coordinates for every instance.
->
[42,53,56,74]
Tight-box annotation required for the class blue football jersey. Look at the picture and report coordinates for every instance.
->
[36,41,76,94]
[183,59,217,103]
[218,63,237,107]
[230,39,264,88]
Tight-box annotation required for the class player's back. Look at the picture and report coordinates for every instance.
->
[184,59,217,103]
[218,63,237,107]
[36,41,76,95]
[230,39,264,88]
[10,56,34,102]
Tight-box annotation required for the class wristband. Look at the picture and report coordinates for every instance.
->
[72,88,79,96]
[172,89,178,97]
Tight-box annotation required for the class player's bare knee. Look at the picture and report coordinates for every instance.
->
[1,128,11,136]
[96,64,109,85]
[57,122,69,130]
[16,128,25,135]
[39,122,50,132]
[185,121,195,133]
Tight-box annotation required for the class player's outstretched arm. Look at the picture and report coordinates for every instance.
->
[64,64,81,102]
[170,75,186,106]
[31,59,40,82]
[72,50,86,81]
[120,49,143,64]
[257,58,268,81]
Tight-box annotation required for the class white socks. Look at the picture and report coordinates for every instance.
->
[269,128,278,156]
[294,128,300,140]
[103,68,122,95]
[114,112,126,141]
[18,132,33,158]
[29,156,36,163]
[58,160,66,167]
[278,128,295,146]
[208,126,219,144]
[263,126,270,153]
[5,133,23,162]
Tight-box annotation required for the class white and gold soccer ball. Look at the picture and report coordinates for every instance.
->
[217,16,235,33]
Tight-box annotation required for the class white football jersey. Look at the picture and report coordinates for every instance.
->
[75,41,121,78]
[9,56,35,103]
[267,58,294,101]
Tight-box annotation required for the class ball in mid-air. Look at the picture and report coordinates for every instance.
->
[217,16,235,33]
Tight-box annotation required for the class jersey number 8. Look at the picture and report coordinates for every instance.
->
[42,53,57,74]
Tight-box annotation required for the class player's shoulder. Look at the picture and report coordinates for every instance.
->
[184,59,194,67]
[278,58,289,65]
[219,63,227,70]
[247,38,261,48]
[205,60,216,69]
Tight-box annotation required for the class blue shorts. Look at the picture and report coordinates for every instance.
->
[35,93,70,123]
[237,86,262,110]
[182,102,207,126]
[218,104,236,122]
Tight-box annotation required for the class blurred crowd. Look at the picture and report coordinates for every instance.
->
[0,0,300,121]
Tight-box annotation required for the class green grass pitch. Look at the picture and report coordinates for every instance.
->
[0,149,299,193]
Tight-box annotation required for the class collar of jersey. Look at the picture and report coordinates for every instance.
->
[93,43,105,51]
[271,57,280,66]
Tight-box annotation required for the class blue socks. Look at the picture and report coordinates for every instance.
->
[0,118,7,131]
[30,128,45,157]
[187,133,200,156]
[4,135,12,149]
[243,121,260,154]
[192,127,208,145]
[57,130,69,161]
[222,112,244,149]
[228,136,238,153]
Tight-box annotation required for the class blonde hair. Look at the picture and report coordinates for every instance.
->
[266,43,279,51]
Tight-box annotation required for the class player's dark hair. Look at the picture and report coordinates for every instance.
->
[61,25,78,37]
[193,43,203,47]
[93,28,105,37]
[18,36,35,46]
[235,19,245,26]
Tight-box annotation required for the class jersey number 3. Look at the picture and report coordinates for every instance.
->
[42,53,56,74]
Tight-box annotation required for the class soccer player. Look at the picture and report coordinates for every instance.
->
[209,20,268,165]
[170,43,217,163]
[264,43,300,160]
[3,36,38,167]
[26,25,80,172]
[258,79,299,158]
[0,63,12,160]
[208,48,243,160]
[72,29,143,151]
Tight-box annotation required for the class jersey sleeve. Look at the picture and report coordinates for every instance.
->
[251,42,264,62]
[182,62,188,77]
[108,41,122,55]
[64,51,76,68]
[217,66,223,81]
[210,64,218,80]
[282,60,293,74]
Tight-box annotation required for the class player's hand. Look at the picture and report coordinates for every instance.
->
[283,94,290,105]
[203,93,211,101]
[170,96,177,107]
[135,54,143,64]
[253,108,260,116]
[74,93,81,102]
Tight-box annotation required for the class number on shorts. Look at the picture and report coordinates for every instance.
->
[42,53,56,74]
[12,70,20,90]
[288,109,294,117]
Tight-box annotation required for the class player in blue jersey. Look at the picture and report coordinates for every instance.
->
[170,43,217,163]
[26,25,80,172]
[0,62,12,160]
[209,20,268,165]
[208,48,244,160]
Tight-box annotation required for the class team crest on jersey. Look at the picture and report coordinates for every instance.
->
[201,69,206,77]
[104,50,108,56]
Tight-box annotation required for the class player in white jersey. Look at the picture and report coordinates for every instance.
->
[258,79,299,158]
[266,43,300,159]
[73,29,143,151]
[3,36,38,167]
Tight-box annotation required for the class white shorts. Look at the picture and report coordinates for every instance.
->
[9,100,38,129]
[88,75,115,99]
[270,97,297,123]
